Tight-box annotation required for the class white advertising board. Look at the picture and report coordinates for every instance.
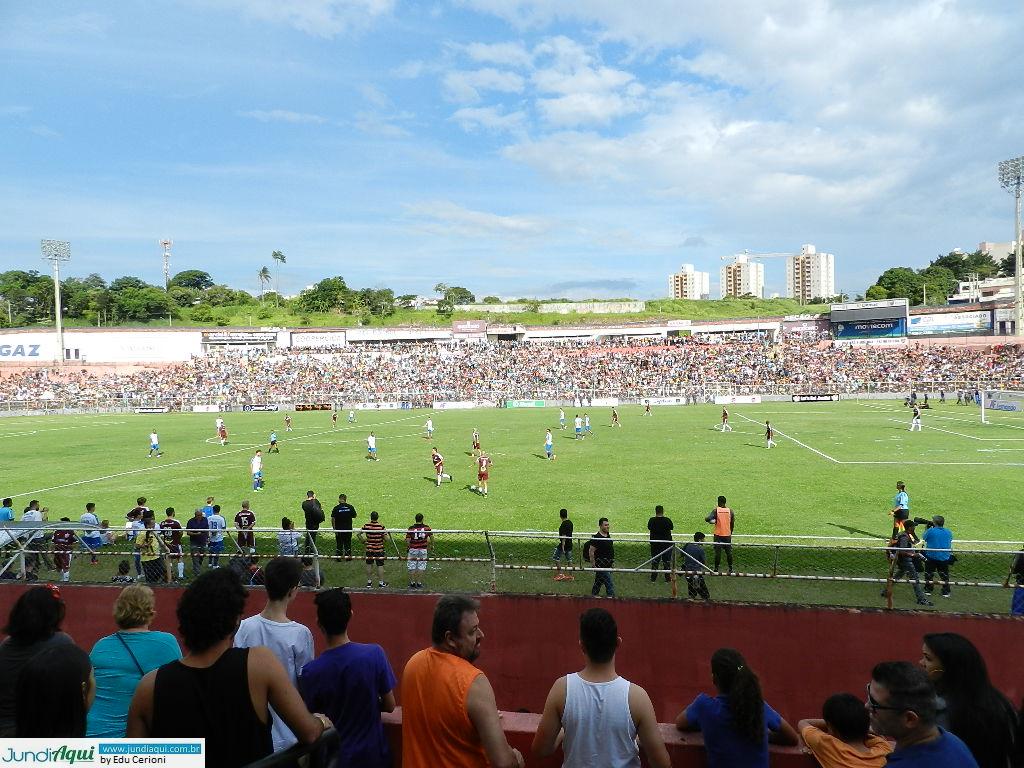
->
[714,395,762,405]
[588,397,620,407]
[433,401,498,410]
[291,331,348,348]
[642,396,688,406]
[353,402,403,410]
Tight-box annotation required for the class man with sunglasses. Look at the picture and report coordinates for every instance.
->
[866,661,977,766]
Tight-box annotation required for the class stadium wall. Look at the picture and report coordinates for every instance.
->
[2,586,1019,726]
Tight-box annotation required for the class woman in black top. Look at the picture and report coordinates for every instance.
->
[127,569,330,768]
[919,632,1018,768]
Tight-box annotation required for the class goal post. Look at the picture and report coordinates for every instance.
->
[981,390,1024,424]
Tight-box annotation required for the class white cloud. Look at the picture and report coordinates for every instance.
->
[0,106,32,118]
[405,200,551,238]
[354,111,410,137]
[210,0,394,38]
[393,60,427,78]
[360,84,392,109]
[237,109,328,124]
[443,68,525,103]
[450,106,526,132]
[464,41,533,68]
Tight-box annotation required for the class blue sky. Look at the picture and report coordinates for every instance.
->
[1,0,1022,300]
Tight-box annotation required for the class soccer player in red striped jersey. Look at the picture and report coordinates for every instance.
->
[431,447,452,487]
[359,511,388,588]
[476,453,491,496]
[53,519,77,582]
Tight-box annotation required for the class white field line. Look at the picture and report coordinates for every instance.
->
[0,420,128,438]
[859,401,1024,432]
[842,460,1024,466]
[11,412,424,498]
[884,418,984,441]
[734,413,839,463]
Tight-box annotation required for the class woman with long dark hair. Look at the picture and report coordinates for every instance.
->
[675,648,798,767]
[0,584,74,736]
[919,632,1018,768]
[15,644,95,737]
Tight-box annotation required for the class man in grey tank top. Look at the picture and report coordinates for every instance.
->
[531,608,670,768]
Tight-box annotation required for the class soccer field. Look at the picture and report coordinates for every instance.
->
[2,400,1020,541]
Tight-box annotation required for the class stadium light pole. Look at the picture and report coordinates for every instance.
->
[998,156,1024,334]
[40,239,71,364]
[160,238,173,326]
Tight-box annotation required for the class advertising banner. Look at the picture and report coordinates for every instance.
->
[431,401,499,410]
[713,395,762,405]
[984,393,1024,412]
[908,311,992,336]
[295,403,333,411]
[588,397,620,407]
[642,396,688,406]
[792,394,841,402]
[782,318,830,335]
[201,331,277,343]
[504,400,545,408]
[243,404,280,412]
[290,331,348,348]
[832,318,905,339]
[134,407,170,414]
[191,404,221,413]
[452,320,487,334]
[354,402,402,410]
[0,739,205,767]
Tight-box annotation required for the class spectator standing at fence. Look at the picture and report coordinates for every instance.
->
[207,505,226,568]
[554,508,574,581]
[331,493,357,559]
[918,633,1019,768]
[185,508,208,576]
[235,500,256,556]
[532,607,670,768]
[126,508,144,579]
[921,516,953,598]
[647,505,674,583]
[1011,546,1024,616]
[137,517,166,584]
[301,490,324,557]
[299,556,322,588]
[682,532,711,600]
[0,498,13,521]
[587,517,615,598]
[127,569,331,768]
[360,511,388,588]
[234,557,315,753]
[866,661,978,767]
[15,644,95,738]
[299,588,397,768]
[202,496,214,517]
[87,585,181,737]
[885,520,932,607]
[160,508,184,581]
[0,585,74,737]
[796,693,891,768]
[406,513,433,590]
[891,482,910,537]
[80,502,102,565]
[706,497,735,574]
[675,647,799,768]
[401,595,525,768]
[278,517,300,557]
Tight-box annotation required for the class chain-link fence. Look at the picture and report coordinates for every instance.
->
[4,523,1021,614]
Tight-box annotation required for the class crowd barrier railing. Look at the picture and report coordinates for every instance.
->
[4,524,1021,611]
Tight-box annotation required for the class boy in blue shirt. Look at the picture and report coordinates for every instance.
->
[921,515,953,598]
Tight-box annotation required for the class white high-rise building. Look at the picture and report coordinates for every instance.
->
[786,244,835,304]
[668,264,710,300]
[719,255,765,299]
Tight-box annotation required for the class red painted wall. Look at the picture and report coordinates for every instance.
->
[2,586,1021,725]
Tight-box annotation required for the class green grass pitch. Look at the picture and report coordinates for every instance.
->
[3,401,1019,540]
[4,401,1022,613]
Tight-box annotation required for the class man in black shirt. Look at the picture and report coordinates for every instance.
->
[301,491,325,556]
[587,517,614,597]
[330,494,357,560]
[553,508,574,581]
[647,505,673,583]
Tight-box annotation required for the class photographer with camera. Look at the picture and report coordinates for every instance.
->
[916,515,954,599]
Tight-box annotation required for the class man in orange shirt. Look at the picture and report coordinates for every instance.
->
[705,495,735,574]
[401,596,524,768]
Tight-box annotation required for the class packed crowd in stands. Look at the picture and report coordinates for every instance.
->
[3,338,1024,405]
[0,573,1021,767]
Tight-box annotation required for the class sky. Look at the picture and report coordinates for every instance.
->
[1,0,1023,301]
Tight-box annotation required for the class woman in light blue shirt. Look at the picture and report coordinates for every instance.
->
[87,585,181,737]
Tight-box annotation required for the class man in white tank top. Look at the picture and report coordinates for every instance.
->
[531,608,670,768]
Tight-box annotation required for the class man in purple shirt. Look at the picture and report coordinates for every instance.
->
[298,589,396,768]
[185,508,209,576]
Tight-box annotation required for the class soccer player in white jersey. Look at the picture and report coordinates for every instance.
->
[251,450,263,492]
[544,429,556,460]
[348,409,356,424]
[366,432,379,461]
[574,415,584,440]
[215,416,224,437]
[909,405,922,432]
[424,417,434,439]
[147,431,162,458]
[559,408,566,430]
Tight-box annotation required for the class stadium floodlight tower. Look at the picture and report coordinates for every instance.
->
[998,156,1024,334]
[40,239,71,364]
[159,238,173,290]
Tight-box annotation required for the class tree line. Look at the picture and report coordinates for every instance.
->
[864,248,1017,306]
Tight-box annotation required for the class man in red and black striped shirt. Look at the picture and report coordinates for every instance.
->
[359,511,388,589]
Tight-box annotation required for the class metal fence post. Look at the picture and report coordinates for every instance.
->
[771,545,779,577]
[483,531,496,592]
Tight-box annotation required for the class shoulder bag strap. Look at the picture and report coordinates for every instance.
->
[115,632,146,677]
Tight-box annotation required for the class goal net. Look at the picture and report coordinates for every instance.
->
[980,390,1024,424]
